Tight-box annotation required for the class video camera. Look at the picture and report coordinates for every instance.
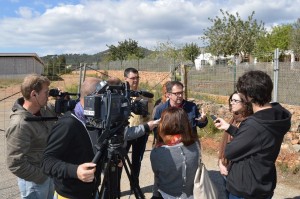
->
[83,80,153,129]
[49,88,80,114]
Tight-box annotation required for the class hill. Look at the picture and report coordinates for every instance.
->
[41,47,153,66]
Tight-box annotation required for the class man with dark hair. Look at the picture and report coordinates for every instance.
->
[154,80,208,137]
[6,74,56,199]
[215,70,291,199]
[124,67,154,186]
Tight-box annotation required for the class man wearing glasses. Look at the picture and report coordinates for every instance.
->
[154,81,208,137]
[124,67,154,187]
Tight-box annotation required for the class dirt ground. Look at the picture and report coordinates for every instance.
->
[1,73,300,198]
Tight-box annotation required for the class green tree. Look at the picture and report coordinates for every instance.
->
[152,40,183,63]
[57,55,66,74]
[182,43,200,65]
[254,24,292,61]
[152,40,183,80]
[107,38,144,67]
[202,10,265,61]
[290,18,300,58]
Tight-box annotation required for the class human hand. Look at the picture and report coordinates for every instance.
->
[77,163,96,183]
[218,159,228,176]
[213,118,230,131]
[118,160,123,167]
[195,107,207,122]
[147,119,160,131]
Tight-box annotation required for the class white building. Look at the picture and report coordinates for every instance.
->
[194,53,215,70]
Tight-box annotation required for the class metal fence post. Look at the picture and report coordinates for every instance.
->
[181,64,188,99]
[273,48,279,102]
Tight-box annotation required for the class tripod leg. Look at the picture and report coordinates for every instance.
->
[99,156,121,199]
[118,147,145,199]
[99,162,111,199]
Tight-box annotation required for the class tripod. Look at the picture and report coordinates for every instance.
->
[93,135,145,199]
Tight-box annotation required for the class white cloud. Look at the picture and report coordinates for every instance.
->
[16,7,35,18]
[0,0,300,56]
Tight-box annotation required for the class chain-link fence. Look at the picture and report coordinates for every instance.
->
[0,58,300,198]
[187,62,300,106]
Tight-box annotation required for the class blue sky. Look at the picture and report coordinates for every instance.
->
[0,0,299,56]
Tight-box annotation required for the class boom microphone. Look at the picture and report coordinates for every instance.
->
[25,116,58,121]
[138,91,154,98]
[49,89,78,97]
[130,90,154,98]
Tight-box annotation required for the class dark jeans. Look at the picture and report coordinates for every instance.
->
[126,134,148,182]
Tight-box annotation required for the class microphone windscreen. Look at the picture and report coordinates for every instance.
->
[140,91,154,98]
[49,89,60,97]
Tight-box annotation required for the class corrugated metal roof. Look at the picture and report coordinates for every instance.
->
[0,53,44,65]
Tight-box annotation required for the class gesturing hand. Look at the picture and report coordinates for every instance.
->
[213,118,230,131]
[195,107,207,122]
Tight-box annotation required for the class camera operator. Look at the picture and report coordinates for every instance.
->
[124,67,154,187]
[42,77,158,199]
[42,77,103,199]
[6,74,57,199]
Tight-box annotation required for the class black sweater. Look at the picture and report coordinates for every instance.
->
[42,111,101,199]
[225,103,291,199]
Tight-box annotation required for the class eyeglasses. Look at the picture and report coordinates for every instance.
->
[127,76,140,80]
[230,99,242,104]
[170,91,184,97]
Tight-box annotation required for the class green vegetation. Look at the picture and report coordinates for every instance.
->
[277,162,290,173]
[254,24,293,61]
[182,42,200,65]
[290,19,300,57]
[197,115,222,138]
[106,38,146,68]
[202,9,265,60]
[0,78,23,88]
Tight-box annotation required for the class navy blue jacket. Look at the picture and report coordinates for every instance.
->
[154,100,208,135]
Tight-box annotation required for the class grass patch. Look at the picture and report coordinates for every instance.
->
[0,79,23,88]
[277,162,290,173]
[189,91,228,104]
[198,115,222,138]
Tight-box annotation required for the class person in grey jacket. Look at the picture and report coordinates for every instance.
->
[150,107,200,199]
[6,74,57,199]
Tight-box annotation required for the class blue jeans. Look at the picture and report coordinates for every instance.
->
[229,193,272,199]
[18,177,54,199]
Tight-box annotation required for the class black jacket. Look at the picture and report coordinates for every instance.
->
[225,103,291,199]
[42,111,101,199]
